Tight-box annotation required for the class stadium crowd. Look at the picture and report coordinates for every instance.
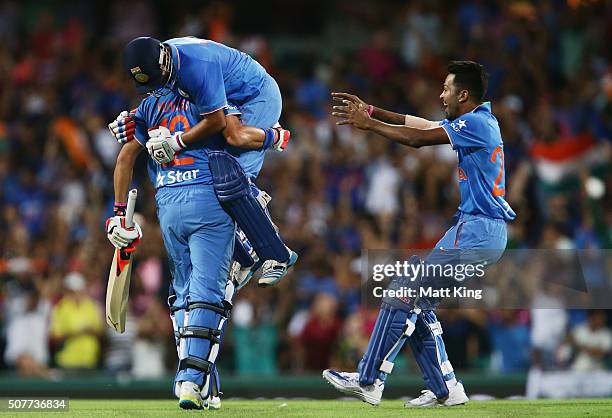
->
[0,0,610,380]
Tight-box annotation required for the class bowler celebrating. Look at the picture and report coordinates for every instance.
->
[323,61,516,407]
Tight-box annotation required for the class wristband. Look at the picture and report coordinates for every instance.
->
[262,128,275,150]
[367,105,374,117]
[175,132,186,149]
[114,202,127,216]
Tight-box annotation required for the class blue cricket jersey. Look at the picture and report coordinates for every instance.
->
[164,37,270,115]
[440,102,516,221]
[132,89,226,189]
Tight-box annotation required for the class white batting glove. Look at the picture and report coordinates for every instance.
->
[106,216,142,252]
[146,126,186,165]
[108,110,136,144]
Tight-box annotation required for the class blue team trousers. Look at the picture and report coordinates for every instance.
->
[417,212,508,310]
[228,75,283,178]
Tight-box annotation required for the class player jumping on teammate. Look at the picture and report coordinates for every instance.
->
[323,61,516,407]
[109,36,297,287]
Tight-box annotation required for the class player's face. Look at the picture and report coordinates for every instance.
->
[440,74,460,120]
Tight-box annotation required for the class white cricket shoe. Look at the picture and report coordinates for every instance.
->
[405,381,469,408]
[178,381,204,410]
[230,260,256,289]
[322,369,384,406]
[405,389,438,407]
[207,395,221,410]
[258,249,298,287]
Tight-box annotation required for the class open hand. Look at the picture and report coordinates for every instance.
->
[331,99,372,130]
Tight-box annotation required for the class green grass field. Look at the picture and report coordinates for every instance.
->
[2,399,611,417]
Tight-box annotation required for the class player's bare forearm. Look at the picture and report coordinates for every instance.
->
[180,109,227,145]
[333,100,449,148]
[372,107,438,129]
[222,114,264,149]
[366,118,449,148]
[370,106,406,125]
[114,140,142,203]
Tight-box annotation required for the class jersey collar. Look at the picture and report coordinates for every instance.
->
[471,101,492,113]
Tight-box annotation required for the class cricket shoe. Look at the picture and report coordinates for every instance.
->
[206,395,221,410]
[230,259,259,290]
[178,381,204,410]
[322,369,383,406]
[404,381,469,408]
[258,249,298,287]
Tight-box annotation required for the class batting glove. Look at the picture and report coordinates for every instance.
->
[106,216,142,252]
[272,126,291,152]
[108,110,136,144]
[146,126,186,165]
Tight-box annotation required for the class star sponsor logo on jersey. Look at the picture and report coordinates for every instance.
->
[450,119,467,132]
[156,169,200,187]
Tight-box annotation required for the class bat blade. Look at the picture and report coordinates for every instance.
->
[106,247,133,333]
[105,189,137,333]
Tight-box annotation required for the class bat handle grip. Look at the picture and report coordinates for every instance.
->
[125,189,138,228]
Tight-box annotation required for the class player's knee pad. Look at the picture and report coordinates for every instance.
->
[208,151,289,263]
[177,301,230,391]
[407,311,454,399]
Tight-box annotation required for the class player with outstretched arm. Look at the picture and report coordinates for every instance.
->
[109,36,297,288]
[322,61,516,407]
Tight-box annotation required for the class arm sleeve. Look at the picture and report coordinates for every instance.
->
[439,113,489,149]
[179,58,227,115]
[224,103,242,117]
[133,105,149,146]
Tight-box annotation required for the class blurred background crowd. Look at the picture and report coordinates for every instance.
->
[0,0,610,383]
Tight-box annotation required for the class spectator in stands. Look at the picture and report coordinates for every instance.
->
[3,282,53,378]
[299,292,342,371]
[570,310,612,372]
[50,272,103,369]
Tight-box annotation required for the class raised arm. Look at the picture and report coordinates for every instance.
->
[332,100,449,148]
[332,92,438,129]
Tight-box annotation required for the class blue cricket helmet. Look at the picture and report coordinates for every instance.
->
[122,37,168,94]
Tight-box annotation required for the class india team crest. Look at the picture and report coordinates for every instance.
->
[130,66,149,83]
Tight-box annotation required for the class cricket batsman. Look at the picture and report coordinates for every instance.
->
[109,36,297,287]
[106,86,264,409]
[323,61,516,407]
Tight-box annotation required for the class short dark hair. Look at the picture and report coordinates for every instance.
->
[447,61,488,102]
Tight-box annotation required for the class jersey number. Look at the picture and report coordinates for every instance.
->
[160,115,191,132]
[491,146,505,197]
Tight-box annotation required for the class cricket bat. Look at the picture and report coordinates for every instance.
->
[106,188,138,333]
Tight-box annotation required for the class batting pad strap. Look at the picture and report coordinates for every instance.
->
[403,319,417,337]
[181,326,222,343]
[255,189,272,208]
[380,360,394,374]
[179,356,212,373]
[188,302,228,317]
[428,321,443,336]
